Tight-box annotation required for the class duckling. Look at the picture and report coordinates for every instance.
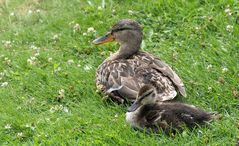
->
[126,85,221,133]
[93,19,186,103]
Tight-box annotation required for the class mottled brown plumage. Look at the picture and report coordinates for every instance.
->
[126,85,221,133]
[93,19,186,103]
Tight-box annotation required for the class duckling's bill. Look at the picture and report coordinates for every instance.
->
[93,33,114,45]
[128,101,141,112]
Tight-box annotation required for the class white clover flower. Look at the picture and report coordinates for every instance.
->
[222,67,228,73]
[49,105,70,113]
[53,34,59,40]
[73,23,80,32]
[63,107,69,113]
[58,105,63,110]
[31,126,36,130]
[87,27,96,33]
[27,56,37,65]
[83,32,87,36]
[128,10,133,15]
[195,26,200,30]
[224,8,232,16]
[36,9,41,13]
[224,8,230,13]
[77,64,81,67]
[34,52,40,57]
[4,124,11,129]
[28,9,33,15]
[3,40,12,48]
[67,59,74,65]
[206,64,212,70]
[27,59,33,65]
[10,12,15,16]
[26,123,36,130]
[17,132,23,138]
[49,107,55,113]
[226,25,233,32]
[208,87,212,92]
[56,89,65,101]
[84,64,92,71]
[3,57,11,65]
[50,104,66,113]
[30,45,39,50]
[55,67,61,72]
[58,89,65,97]
[1,82,8,87]
[48,58,52,62]
[97,6,102,10]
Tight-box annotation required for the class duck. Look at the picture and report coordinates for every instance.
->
[126,85,221,133]
[93,19,186,103]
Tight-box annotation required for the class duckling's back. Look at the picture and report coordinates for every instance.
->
[140,102,221,131]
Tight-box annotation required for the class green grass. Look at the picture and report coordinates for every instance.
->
[0,0,239,145]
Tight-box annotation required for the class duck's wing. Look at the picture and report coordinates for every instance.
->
[153,59,186,97]
[96,60,141,102]
[140,52,186,97]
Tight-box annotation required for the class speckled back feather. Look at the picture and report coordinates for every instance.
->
[96,51,186,103]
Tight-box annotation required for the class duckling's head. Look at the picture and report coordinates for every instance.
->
[93,19,143,58]
[128,85,157,112]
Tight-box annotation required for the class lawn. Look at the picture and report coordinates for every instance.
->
[0,0,238,145]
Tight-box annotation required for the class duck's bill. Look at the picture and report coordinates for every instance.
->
[92,33,114,45]
[128,101,141,112]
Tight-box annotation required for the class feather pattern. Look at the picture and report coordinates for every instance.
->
[126,102,220,133]
[126,85,221,133]
[96,51,185,103]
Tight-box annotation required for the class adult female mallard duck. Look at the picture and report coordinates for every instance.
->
[93,19,186,103]
[126,85,221,133]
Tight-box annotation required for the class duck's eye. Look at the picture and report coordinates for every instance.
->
[112,28,129,33]
[111,27,139,34]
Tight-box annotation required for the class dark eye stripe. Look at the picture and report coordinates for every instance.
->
[139,90,154,101]
[111,28,140,33]
[143,90,153,98]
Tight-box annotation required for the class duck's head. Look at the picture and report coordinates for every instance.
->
[93,19,143,58]
[128,85,157,112]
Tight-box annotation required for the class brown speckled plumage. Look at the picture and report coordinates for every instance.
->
[94,19,186,103]
[126,85,221,133]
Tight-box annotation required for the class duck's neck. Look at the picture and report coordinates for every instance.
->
[111,43,140,60]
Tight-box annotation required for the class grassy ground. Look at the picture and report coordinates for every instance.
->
[0,0,238,145]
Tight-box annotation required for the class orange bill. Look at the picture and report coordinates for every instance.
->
[92,33,114,45]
